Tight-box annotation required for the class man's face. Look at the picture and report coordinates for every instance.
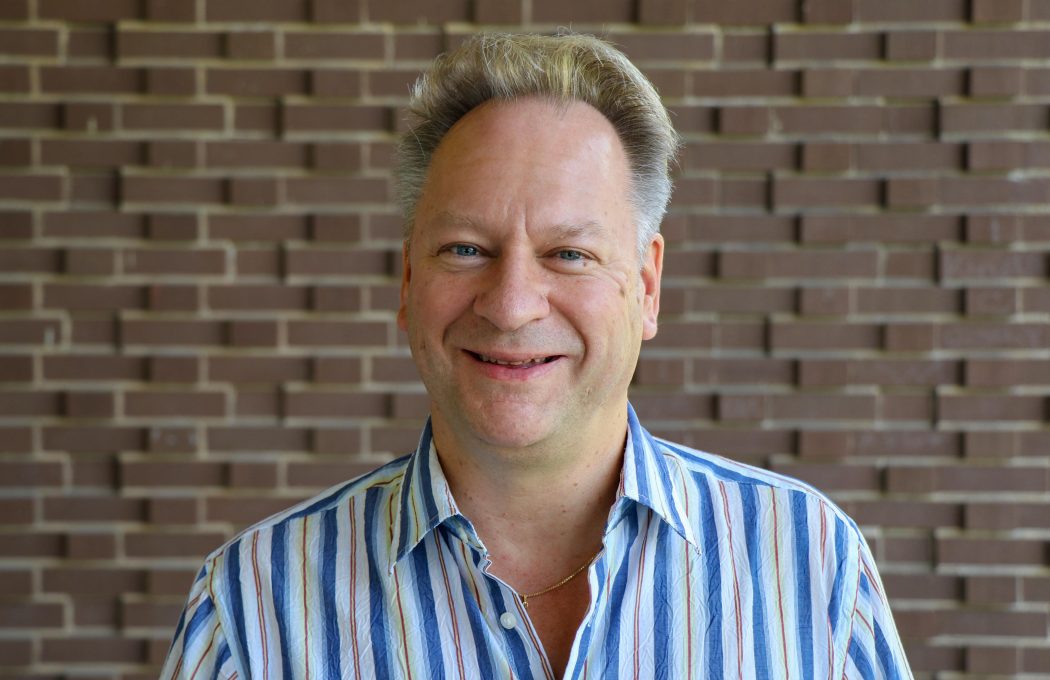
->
[398,98,663,455]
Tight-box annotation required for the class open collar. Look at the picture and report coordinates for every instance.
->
[387,404,701,571]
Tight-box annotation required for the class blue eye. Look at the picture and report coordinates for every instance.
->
[557,250,585,261]
[450,245,480,257]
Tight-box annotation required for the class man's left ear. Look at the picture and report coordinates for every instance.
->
[397,239,411,332]
[640,234,663,341]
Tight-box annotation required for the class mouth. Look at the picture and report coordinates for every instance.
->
[465,350,562,369]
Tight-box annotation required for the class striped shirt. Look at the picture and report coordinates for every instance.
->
[162,405,912,679]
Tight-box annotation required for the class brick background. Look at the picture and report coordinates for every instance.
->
[1,1,1049,677]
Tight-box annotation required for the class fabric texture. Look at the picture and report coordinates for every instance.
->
[161,405,913,679]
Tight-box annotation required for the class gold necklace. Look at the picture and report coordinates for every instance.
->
[519,549,602,609]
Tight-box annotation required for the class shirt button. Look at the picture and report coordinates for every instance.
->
[499,612,517,630]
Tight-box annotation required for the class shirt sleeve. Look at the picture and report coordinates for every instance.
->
[160,564,241,680]
[842,541,914,680]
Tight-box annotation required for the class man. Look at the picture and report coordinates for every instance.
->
[162,33,912,679]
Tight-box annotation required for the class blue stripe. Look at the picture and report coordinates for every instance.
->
[875,619,902,680]
[601,508,638,680]
[791,491,814,679]
[224,540,249,664]
[652,520,671,680]
[321,507,343,680]
[455,541,495,679]
[848,637,876,680]
[697,479,723,679]
[484,575,531,676]
[364,487,392,678]
[409,539,447,679]
[210,642,230,680]
[828,517,849,635]
[271,521,294,680]
[741,484,771,680]
[183,597,214,649]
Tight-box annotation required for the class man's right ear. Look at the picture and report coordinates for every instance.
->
[397,239,411,332]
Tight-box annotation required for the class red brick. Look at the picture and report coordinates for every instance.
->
[0,602,64,629]
[44,497,146,523]
[44,426,142,453]
[125,391,225,418]
[775,32,880,61]
[44,355,145,381]
[719,251,877,279]
[774,178,881,208]
[695,0,796,23]
[284,391,388,419]
[0,461,63,487]
[210,215,309,242]
[370,0,470,23]
[225,31,276,59]
[207,141,308,168]
[146,67,197,96]
[769,462,880,491]
[228,320,279,347]
[967,359,1050,386]
[121,320,226,347]
[286,459,373,485]
[145,0,196,19]
[857,0,966,21]
[208,284,309,310]
[772,322,881,350]
[283,105,388,133]
[206,0,309,21]
[311,0,363,21]
[473,0,522,22]
[117,30,223,59]
[207,68,309,97]
[884,31,938,61]
[801,0,854,23]
[285,32,384,59]
[122,104,224,131]
[40,0,141,21]
[121,461,225,488]
[122,176,225,205]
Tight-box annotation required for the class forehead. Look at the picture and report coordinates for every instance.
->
[413,97,634,242]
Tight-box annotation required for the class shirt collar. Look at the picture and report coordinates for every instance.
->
[388,403,701,570]
[615,403,701,550]
[387,419,468,572]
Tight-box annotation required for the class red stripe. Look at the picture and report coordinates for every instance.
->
[435,537,466,679]
[251,532,269,679]
[718,481,744,680]
[513,596,554,680]
[632,512,651,680]
[389,494,414,680]
[301,517,311,680]
[672,459,695,679]
[188,623,221,680]
[347,497,362,680]
[771,489,790,679]
[839,547,865,680]
[460,542,482,605]
[819,501,827,570]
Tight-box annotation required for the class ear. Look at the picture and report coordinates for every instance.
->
[640,233,663,341]
[397,239,411,332]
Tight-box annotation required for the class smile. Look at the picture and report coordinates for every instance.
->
[466,351,561,368]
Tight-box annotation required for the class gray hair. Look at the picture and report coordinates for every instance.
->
[394,32,680,260]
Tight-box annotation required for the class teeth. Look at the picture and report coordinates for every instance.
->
[477,354,547,367]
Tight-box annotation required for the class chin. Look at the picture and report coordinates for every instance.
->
[460,397,563,450]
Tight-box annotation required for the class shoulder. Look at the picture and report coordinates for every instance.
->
[198,454,411,579]
[651,434,864,541]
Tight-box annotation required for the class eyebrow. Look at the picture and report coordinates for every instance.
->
[430,211,610,240]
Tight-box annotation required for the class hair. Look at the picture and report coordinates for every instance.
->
[394,32,680,261]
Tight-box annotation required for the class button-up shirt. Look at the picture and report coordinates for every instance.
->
[161,406,912,679]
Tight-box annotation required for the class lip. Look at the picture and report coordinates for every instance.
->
[462,349,564,381]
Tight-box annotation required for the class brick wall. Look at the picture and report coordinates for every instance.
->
[1,0,1049,677]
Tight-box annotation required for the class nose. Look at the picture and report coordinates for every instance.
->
[472,252,550,332]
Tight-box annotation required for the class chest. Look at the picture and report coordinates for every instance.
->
[230,504,853,679]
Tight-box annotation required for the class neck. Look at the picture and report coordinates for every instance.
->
[430,407,626,579]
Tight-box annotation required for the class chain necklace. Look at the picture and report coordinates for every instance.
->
[519,549,603,609]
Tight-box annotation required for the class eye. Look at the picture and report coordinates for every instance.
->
[441,244,481,257]
[556,250,585,261]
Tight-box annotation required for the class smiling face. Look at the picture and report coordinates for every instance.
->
[398,98,663,461]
